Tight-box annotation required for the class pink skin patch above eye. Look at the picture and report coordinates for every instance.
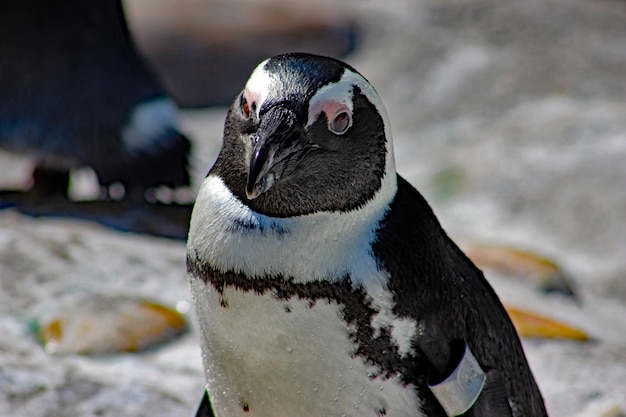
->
[243,89,262,117]
[309,100,352,129]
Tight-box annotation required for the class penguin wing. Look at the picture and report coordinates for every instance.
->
[465,369,514,416]
[372,175,546,416]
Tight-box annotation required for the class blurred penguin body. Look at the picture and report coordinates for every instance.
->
[0,0,190,199]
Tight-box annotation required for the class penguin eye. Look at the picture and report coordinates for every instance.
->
[241,96,252,119]
[328,110,351,135]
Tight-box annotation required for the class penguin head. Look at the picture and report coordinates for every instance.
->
[212,53,397,217]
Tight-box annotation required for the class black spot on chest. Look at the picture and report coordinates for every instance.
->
[225,218,290,236]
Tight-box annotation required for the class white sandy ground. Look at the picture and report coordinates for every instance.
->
[1,0,626,415]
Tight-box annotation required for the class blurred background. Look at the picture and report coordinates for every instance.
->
[1,0,625,416]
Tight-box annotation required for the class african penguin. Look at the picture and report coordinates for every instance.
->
[0,0,190,200]
[187,53,548,417]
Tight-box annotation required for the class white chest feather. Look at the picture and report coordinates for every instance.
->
[187,175,422,416]
[189,283,423,417]
[188,175,392,285]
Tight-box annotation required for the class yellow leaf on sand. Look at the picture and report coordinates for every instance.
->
[506,306,589,341]
[464,243,577,298]
[38,295,187,355]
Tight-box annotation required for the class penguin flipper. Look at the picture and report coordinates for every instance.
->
[465,369,514,417]
[194,391,216,417]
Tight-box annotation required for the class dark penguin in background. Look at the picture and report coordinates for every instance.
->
[187,53,548,417]
[0,0,190,200]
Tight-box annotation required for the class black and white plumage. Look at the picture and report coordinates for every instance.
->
[0,0,190,200]
[187,53,548,417]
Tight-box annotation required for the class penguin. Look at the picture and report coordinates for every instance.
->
[187,53,548,417]
[0,0,190,201]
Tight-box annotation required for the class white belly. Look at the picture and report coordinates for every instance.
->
[190,279,423,417]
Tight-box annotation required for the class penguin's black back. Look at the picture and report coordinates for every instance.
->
[372,175,548,416]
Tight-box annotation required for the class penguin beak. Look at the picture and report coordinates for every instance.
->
[246,105,309,199]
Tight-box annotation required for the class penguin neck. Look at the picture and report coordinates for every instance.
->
[188,169,398,285]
